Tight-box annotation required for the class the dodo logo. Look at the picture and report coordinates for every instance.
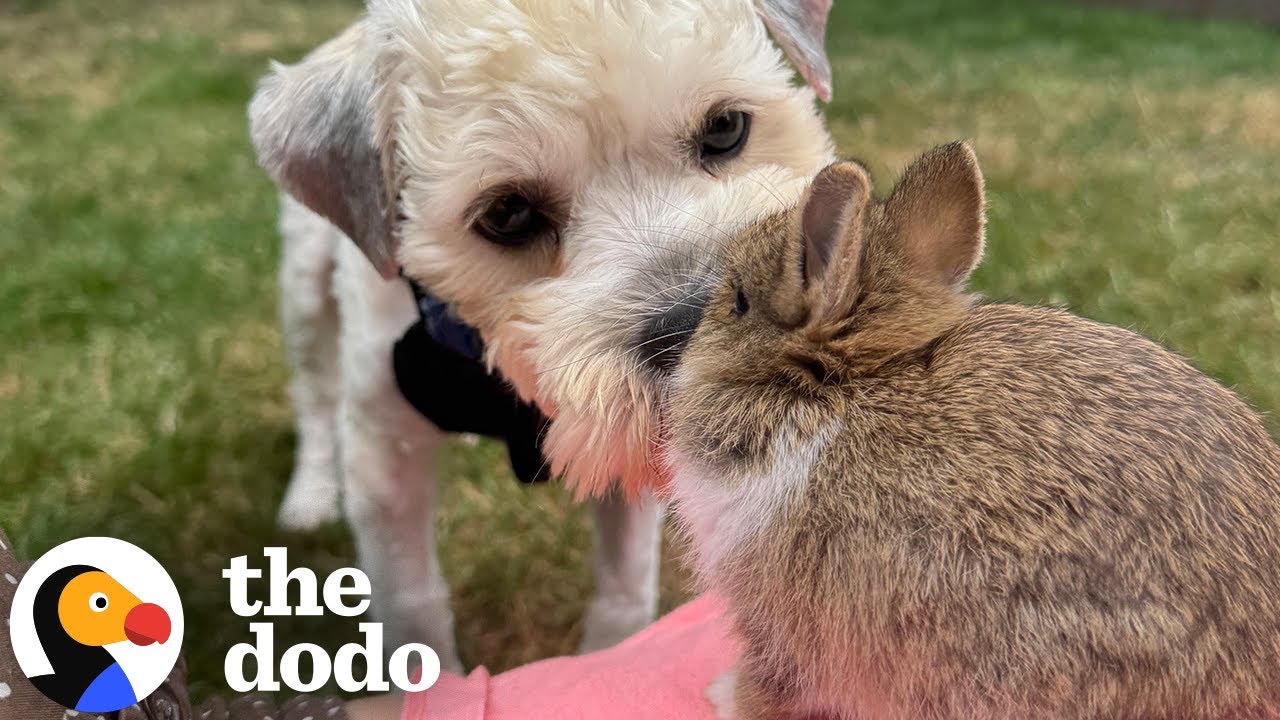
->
[8,537,184,712]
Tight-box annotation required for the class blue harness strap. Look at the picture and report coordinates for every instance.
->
[394,276,552,484]
[406,277,484,361]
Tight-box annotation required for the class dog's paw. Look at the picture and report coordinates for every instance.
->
[576,595,656,654]
[276,469,342,531]
[705,670,737,720]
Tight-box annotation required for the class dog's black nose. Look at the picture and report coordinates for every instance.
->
[639,294,707,372]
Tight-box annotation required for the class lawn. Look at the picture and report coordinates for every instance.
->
[1,0,1277,702]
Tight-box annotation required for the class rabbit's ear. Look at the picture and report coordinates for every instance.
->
[800,160,873,320]
[884,141,986,290]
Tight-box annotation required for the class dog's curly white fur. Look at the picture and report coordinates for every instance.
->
[250,0,836,670]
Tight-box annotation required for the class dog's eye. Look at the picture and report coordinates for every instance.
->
[474,193,549,246]
[733,286,749,316]
[699,110,751,163]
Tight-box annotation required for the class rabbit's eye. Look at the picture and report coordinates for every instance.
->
[734,287,750,316]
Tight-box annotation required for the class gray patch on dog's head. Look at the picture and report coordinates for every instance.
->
[753,0,834,102]
[248,20,399,278]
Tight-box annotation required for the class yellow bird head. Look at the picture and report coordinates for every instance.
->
[57,571,171,647]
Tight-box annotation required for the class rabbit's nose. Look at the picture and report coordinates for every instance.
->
[639,294,707,373]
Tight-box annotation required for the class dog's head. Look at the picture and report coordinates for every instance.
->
[250,0,837,497]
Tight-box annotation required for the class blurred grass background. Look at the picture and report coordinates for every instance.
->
[1,0,1277,702]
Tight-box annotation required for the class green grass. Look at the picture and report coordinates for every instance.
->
[2,0,1277,703]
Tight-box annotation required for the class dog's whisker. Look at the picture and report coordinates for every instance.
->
[548,310,655,358]
[621,220,736,233]
[632,327,695,351]
[603,284,700,333]
[613,223,733,251]
[623,222,736,251]
[547,278,706,344]
[641,191,736,243]
[536,283,703,381]
[587,228,723,264]
[535,341,631,378]
[740,172,791,212]
[537,300,694,380]
[662,299,706,313]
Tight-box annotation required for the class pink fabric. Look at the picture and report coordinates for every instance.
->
[402,594,740,720]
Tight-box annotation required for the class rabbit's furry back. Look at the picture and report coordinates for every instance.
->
[664,143,1280,720]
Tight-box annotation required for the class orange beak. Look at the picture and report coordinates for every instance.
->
[123,603,171,645]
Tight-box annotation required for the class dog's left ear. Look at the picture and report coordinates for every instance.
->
[754,0,834,102]
[248,19,400,279]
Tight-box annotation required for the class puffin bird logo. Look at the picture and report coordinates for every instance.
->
[9,537,183,713]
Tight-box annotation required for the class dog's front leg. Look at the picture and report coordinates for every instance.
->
[579,491,664,653]
[341,410,462,673]
[337,251,465,673]
[277,196,344,531]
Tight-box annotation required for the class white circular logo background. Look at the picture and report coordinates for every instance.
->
[9,537,184,710]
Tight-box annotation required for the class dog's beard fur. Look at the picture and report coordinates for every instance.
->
[472,168,814,498]
[251,0,836,498]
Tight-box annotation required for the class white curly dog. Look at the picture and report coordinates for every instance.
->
[249,0,837,672]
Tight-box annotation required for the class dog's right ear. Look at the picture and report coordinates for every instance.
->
[248,20,399,279]
[754,0,834,102]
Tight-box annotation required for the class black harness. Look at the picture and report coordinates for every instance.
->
[392,278,552,484]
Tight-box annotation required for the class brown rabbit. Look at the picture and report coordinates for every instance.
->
[660,142,1280,720]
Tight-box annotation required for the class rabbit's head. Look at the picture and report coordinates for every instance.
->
[662,142,987,470]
